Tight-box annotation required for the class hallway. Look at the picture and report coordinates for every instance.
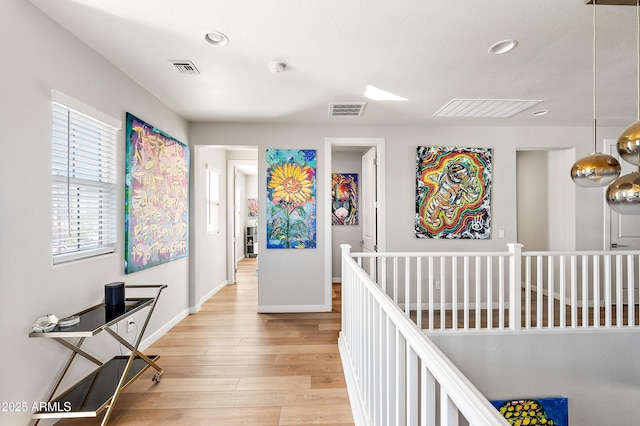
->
[57,258,354,425]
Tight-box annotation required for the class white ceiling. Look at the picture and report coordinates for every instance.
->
[27,0,640,127]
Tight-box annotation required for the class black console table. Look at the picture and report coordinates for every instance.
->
[29,284,167,425]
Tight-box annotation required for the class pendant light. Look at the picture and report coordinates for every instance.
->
[607,0,640,214]
[571,0,621,188]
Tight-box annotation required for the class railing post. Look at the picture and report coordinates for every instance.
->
[341,244,352,336]
[508,243,523,332]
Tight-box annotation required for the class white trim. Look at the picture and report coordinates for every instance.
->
[138,308,190,351]
[338,335,368,426]
[51,89,121,129]
[257,304,331,313]
[189,279,230,314]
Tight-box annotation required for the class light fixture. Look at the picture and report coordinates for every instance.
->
[488,39,518,55]
[531,109,549,117]
[204,31,229,47]
[364,85,407,101]
[269,62,286,73]
[571,0,621,188]
[608,0,640,213]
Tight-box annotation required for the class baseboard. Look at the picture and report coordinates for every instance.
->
[139,308,190,352]
[338,334,368,426]
[333,276,341,283]
[189,279,229,314]
[257,304,331,313]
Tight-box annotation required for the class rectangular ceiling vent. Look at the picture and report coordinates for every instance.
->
[170,60,200,74]
[432,99,542,119]
[329,102,367,117]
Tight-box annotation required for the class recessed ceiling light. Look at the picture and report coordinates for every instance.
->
[269,62,287,73]
[205,31,229,47]
[364,85,408,101]
[488,39,518,55]
[531,109,549,117]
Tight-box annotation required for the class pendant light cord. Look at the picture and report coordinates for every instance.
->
[593,0,598,153]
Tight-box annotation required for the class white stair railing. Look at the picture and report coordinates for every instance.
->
[349,244,640,333]
[339,244,509,426]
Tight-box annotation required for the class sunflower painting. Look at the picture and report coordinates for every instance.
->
[266,149,317,249]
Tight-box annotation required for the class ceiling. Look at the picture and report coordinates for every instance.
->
[27,0,640,127]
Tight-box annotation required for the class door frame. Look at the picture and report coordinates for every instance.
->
[324,137,386,308]
[227,159,258,284]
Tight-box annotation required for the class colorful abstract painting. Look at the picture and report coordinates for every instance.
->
[332,173,358,225]
[415,146,492,239]
[491,397,568,426]
[266,149,316,249]
[125,113,190,273]
[248,198,258,218]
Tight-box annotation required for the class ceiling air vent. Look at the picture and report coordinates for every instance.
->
[329,102,367,117]
[170,60,200,75]
[432,99,542,119]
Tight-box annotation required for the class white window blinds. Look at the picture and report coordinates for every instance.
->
[51,95,119,264]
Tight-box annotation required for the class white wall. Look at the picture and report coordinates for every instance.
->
[331,150,363,280]
[190,146,228,312]
[430,331,640,426]
[0,2,190,424]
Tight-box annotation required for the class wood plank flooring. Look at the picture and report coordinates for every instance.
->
[56,258,354,426]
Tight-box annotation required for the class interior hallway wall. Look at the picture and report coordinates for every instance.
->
[1,2,191,424]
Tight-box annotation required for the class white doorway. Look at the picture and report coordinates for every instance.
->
[324,138,386,303]
[227,158,258,285]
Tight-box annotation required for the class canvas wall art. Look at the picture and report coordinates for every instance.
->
[415,146,492,239]
[125,113,190,273]
[491,397,568,426]
[248,198,258,218]
[266,149,316,249]
[332,173,358,225]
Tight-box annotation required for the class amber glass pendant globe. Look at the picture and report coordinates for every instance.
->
[606,171,640,214]
[570,152,621,187]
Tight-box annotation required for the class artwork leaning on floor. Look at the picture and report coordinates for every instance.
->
[124,113,190,273]
[490,397,568,426]
[332,173,358,225]
[415,146,492,239]
[266,149,317,249]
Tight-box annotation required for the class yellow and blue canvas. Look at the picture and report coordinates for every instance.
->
[491,397,568,426]
[266,149,316,249]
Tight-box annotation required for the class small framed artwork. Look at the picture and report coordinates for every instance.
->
[332,173,358,225]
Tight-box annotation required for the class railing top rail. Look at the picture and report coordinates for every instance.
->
[523,249,640,256]
[350,251,513,258]
[342,253,509,425]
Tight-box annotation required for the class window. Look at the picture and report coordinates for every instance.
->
[51,91,120,264]
[206,166,220,233]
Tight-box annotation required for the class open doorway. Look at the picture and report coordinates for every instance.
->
[324,138,386,298]
[516,149,575,252]
[227,157,258,285]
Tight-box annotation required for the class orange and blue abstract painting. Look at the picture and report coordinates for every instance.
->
[491,397,568,426]
[416,146,492,239]
[332,173,358,225]
[125,113,190,273]
[266,149,316,249]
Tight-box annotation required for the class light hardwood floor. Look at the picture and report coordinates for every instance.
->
[57,258,354,426]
